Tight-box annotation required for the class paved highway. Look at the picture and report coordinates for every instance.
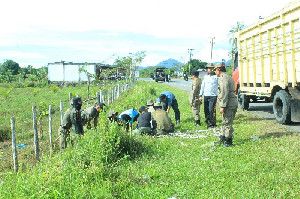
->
[139,78,300,133]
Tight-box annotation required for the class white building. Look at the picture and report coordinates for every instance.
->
[47,61,111,82]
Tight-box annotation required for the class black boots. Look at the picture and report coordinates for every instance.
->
[195,120,200,126]
[218,135,226,144]
[223,137,233,147]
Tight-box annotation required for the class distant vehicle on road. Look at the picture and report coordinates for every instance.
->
[154,67,170,82]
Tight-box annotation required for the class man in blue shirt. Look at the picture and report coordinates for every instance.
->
[157,91,180,124]
[200,64,219,128]
[118,109,139,131]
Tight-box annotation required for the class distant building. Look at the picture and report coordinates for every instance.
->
[47,61,113,82]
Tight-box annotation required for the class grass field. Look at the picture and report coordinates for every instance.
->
[0,80,299,198]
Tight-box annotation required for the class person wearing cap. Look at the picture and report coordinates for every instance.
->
[108,110,118,122]
[151,102,174,135]
[58,97,84,149]
[118,109,140,131]
[157,91,180,124]
[81,102,105,130]
[200,63,219,129]
[214,63,238,147]
[189,70,202,126]
[132,106,152,135]
[146,100,155,113]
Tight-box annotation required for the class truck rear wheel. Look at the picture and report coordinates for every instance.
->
[273,90,291,124]
[237,89,249,110]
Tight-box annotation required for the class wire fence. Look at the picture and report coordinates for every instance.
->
[0,81,135,173]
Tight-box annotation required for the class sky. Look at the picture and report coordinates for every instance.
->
[0,0,294,68]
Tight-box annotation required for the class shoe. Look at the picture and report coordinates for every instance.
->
[223,137,233,147]
[195,120,200,126]
[218,135,225,144]
[176,120,180,125]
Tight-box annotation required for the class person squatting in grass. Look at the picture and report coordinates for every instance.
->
[151,102,174,135]
[189,70,202,126]
[157,91,180,124]
[118,108,139,131]
[132,106,153,135]
[58,97,84,149]
[81,102,105,130]
[200,63,219,129]
[214,63,238,147]
[107,110,118,123]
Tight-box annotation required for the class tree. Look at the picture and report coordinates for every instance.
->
[0,60,21,75]
[114,51,146,81]
[183,59,208,73]
[228,22,246,65]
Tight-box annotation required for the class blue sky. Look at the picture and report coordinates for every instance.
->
[0,0,293,68]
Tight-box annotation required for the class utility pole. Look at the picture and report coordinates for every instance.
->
[188,48,194,75]
[210,37,215,65]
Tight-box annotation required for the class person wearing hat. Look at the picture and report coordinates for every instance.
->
[146,100,155,113]
[132,106,152,135]
[214,63,238,147]
[200,63,219,129]
[81,102,106,130]
[189,70,202,126]
[151,102,174,135]
[108,110,118,123]
[118,109,139,131]
[58,97,84,149]
[157,91,180,124]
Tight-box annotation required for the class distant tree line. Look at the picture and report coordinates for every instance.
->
[0,60,48,83]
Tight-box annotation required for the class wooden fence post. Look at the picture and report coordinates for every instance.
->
[49,105,53,153]
[11,116,18,173]
[69,92,72,105]
[100,89,103,103]
[33,106,39,161]
[107,89,110,105]
[96,91,100,104]
[60,100,64,125]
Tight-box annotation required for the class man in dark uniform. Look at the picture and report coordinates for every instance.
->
[59,97,84,149]
[108,110,118,122]
[81,102,105,129]
[151,102,174,135]
[132,106,152,135]
[214,63,238,147]
[189,70,202,126]
[157,91,180,124]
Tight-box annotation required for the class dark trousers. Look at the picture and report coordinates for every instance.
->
[204,96,217,127]
[162,99,180,121]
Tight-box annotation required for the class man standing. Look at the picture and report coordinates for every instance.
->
[189,70,202,126]
[151,102,174,135]
[200,64,219,128]
[81,102,105,129]
[214,63,238,147]
[157,91,180,124]
[59,97,84,149]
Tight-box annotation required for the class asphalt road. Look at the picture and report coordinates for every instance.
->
[139,77,300,133]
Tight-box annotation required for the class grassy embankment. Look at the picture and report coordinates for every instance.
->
[0,81,299,198]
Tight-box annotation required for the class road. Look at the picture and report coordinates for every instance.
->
[139,78,300,133]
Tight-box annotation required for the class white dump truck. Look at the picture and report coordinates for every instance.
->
[232,0,300,124]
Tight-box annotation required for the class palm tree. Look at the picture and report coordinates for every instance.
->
[228,22,246,66]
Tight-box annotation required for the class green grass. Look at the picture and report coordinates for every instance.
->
[0,81,299,198]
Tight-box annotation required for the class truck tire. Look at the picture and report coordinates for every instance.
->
[237,89,249,110]
[273,90,291,124]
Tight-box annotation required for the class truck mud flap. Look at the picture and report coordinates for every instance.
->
[291,99,300,123]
